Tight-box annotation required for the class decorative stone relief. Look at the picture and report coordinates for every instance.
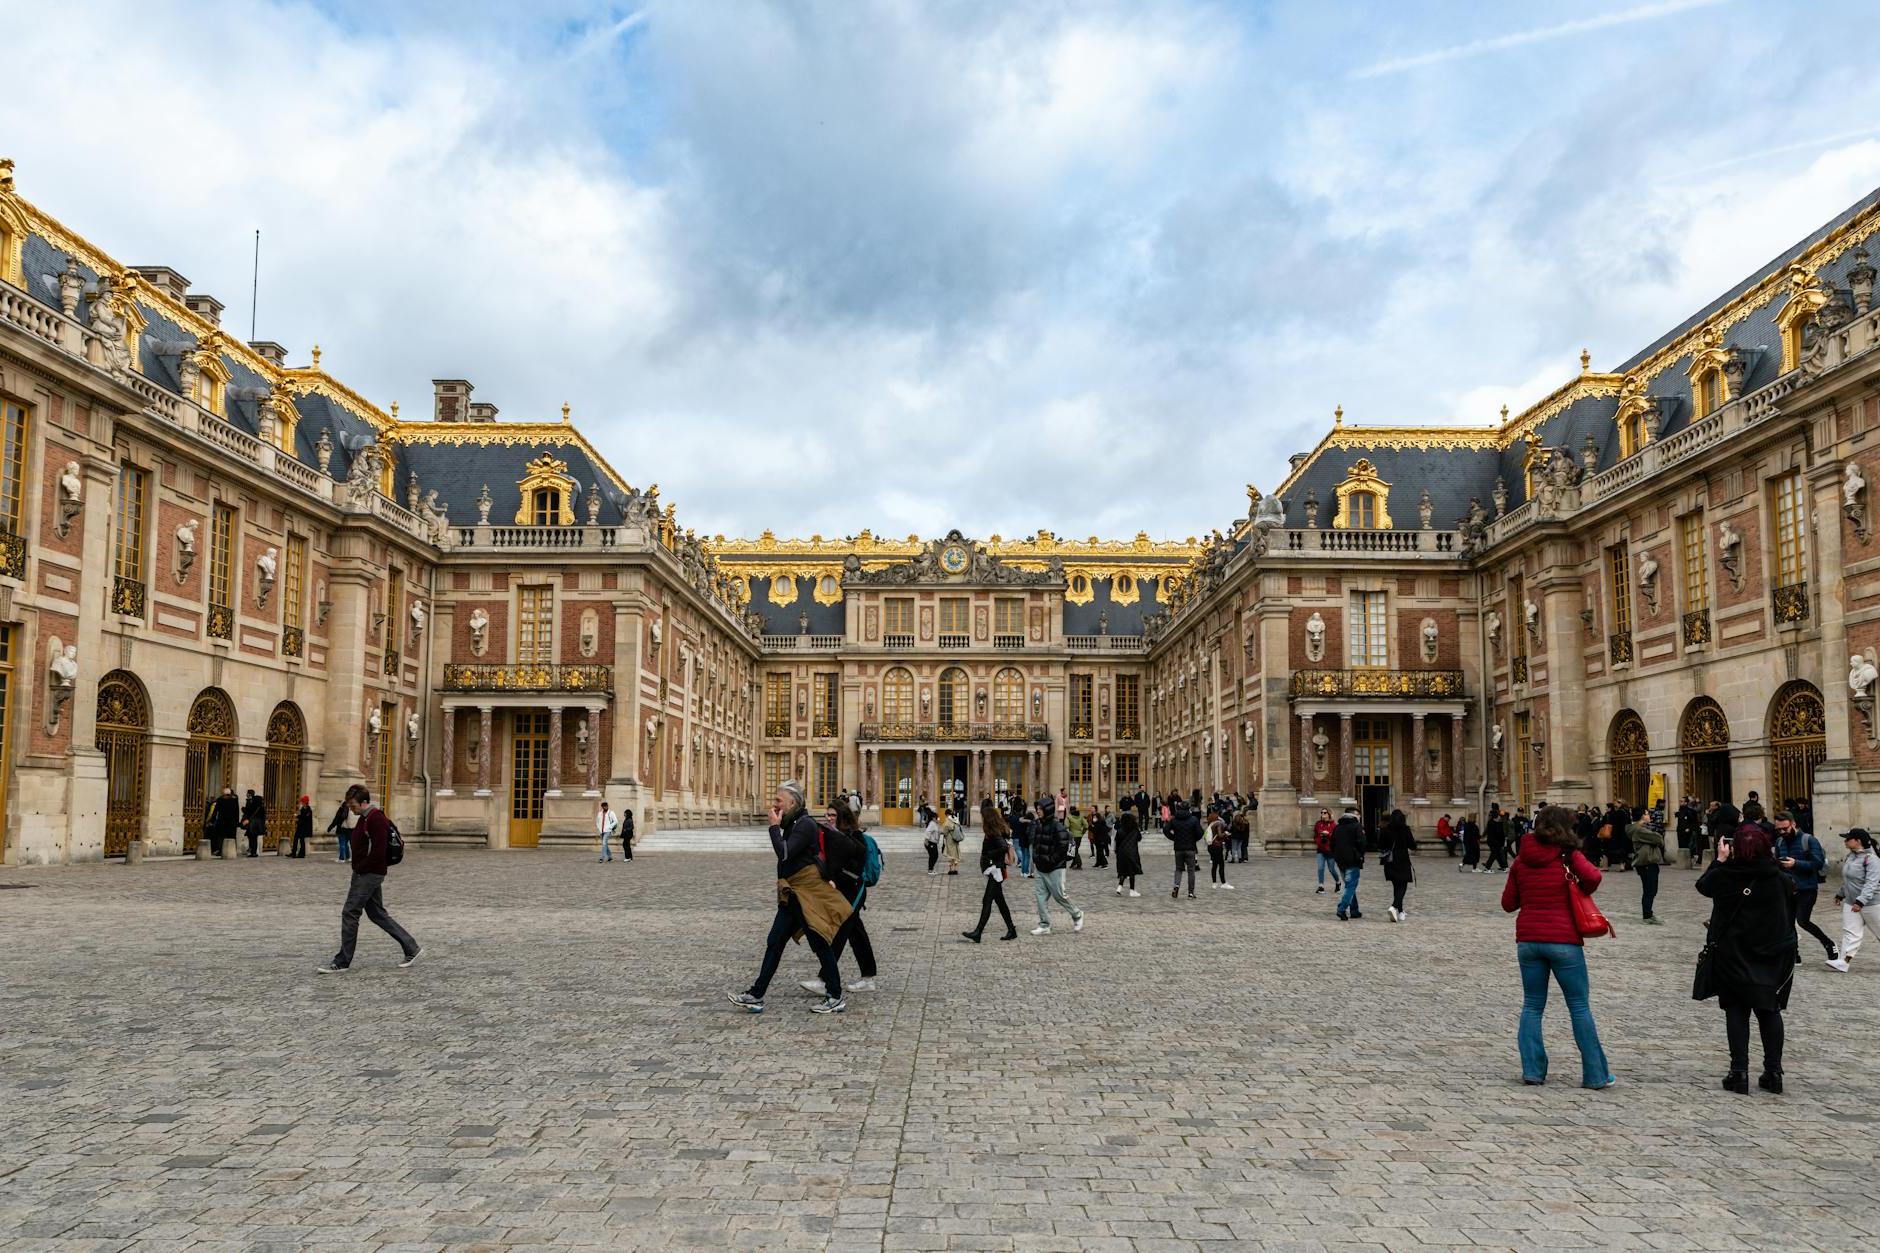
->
[54,461,82,538]
[255,546,277,608]
[580,608,599,658]
[46,639,76,732]
[1419,617,1439,662]
[1717,520,1743,589]
[1852,651,1879,746]
[173,518,199,583]
[1304,611,1326,663]
[1845,462,1870,543]
[1523,599,1541,646]
[1637,549,1659,614]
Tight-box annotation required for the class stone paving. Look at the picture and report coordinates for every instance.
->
[3,841,1878,1252]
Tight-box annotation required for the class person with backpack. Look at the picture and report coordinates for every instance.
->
[962,800,1019,943]
[316,785,420,973]
[1773,809,1837,961]
[804,797,880,993]
[727,781,848,1014]
[1029,796,1085,935]
[1626,806,1668,924]
[240,789,267,857]
[1331,806,1366,920]
[1206,810,1235,890]
[1312,808,1337,892]
[1165,801,1203,900]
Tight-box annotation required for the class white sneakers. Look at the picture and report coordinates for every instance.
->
[1827,958,1851,972]
[804,977,876,994]
[1115,884,1125,895]
[1073,915,1085,933]
[849,977,877,992]
[1128,889,1141,897]
[1221,883,1235,890]
[1388,906,1401,923]
[1031,925,1052,936]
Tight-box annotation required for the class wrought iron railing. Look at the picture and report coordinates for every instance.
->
[1511,655,1528,684]
[1288,669,1465,699]
[1115,725,1141,741]
[1683,609,1712,647]
[857,721,1050,743]
[1609,633,1634,667]
[812,719,839,738]
[0,528,21,579]
[384,649,400,676]
[111,575,146,617]
[282,625,305,658]
[440,663,614,693]
[206,603,233,640]
[1773,581,1810,625]
[764,720,791,738]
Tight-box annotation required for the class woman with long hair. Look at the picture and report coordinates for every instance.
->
[963,800,1018,943]
[1114,804,1144,896]
[1501,804,1616,1089]
[1383,808,1416,922]
[1695,815,1796,1093]
[1312,808,1337,893]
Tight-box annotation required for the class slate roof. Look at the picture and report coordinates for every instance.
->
[391,431,637,528]
[741,567,1173,637]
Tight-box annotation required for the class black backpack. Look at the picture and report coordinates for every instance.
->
[816,821,864,894]
[372,807,405,866]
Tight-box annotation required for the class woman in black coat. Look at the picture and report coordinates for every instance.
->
[1383,810,1417,922]
[291,797,313,858]
[1113,808,1144,897]
[1694,818,1798,1094]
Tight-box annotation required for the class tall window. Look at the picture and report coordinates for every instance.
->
[1693,367,1727,419]
[517,585,554,662]
[1514,710,1534,804]
[0,399,28,536]
[994,596,1024,639]
[283,535,306,631]
[763,751,789,800]
[1607,545,1632,637]
[208,503,235,639]
[764,672,791,735]
[1068,753,1093,809]
[1069,673,1094,736]
[812,672,839,735]
[1679,513,1708,614]
[385,566,405,662]
[1771,470,1807,587]
[1115,673,1140,739]
[1508,573,1528,662]
[881,667,914,723]
[992,667,1025,723]
[937,666,968,724]
[1348,591,1387,667]
[113,464,148,585]
[883,597,914,638]
[1115,750,1141,796]
[812,752,839,808]
[939,597,969,639]
[1347,491,1379,529]
[532,487,562,527]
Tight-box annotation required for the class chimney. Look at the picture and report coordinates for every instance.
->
[184,293,224,325]
[466,402,499,423]
[130,266,190,302]
[432,378,472,422]
[1288,453,1308,472]
[249,341,287,367]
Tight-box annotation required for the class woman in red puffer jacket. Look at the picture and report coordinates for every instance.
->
[1501,805,1616,1090]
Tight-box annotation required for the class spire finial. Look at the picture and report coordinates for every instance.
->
[1333,404,1343,426]
[1580,348,1591,373]
[1500,403,1510,423]
[562,401,571,423]
[0,158,14,192]
[390,400,399,421]
[310,343,322,370]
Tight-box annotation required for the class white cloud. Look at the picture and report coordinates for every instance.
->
[1349,0,1729,80]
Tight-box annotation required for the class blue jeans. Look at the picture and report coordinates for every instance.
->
[336,829,351,861]
[599,829,613,860]
[1516,942,1613,1086]
[1017,843,1033,875]
[1316,851,1337,886]
[1337,866,1361,915]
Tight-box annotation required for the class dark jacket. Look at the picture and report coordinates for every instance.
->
[768,807,821,880]
[1774,830,1827,891]
[1114,812,1144,877]
[325,801,351,834]
[294,805,313,841]
[210,794,240,838]
[241,796,267,833]
[1484,814,1507,848]
[1675,804,1700,848]
[352,806,397,875]
[1695,859,1798,1010]
[1330,815,1365,869]
[1032,818,1072,873]
[1501,841,1601,945]
[978,832,1011,873]
[1164,811,1203,855]
[1382,819,1417,883]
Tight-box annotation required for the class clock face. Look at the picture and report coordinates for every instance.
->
[940,545,968,574]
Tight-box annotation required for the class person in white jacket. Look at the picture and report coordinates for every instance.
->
[1827,829,1880,971]
[597,802,621,863]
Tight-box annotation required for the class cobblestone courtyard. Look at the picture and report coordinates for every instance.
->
[5,844,1878,1252]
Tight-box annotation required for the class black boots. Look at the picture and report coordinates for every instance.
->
[1722,1069,1750,1095]
[961,931,981,944]
[1759,1070,1784,1094]
[999,929,1018,941]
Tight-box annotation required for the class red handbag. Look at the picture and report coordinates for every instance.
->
[1564,861,1615,939]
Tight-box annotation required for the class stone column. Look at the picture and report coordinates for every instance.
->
[1811,463,1859,833]
[587,705,603,793]
[1411,712,1428,804]
[476,706,493,794]
[1297,712,1316,799]
[1537,548,1594,810]
[65,452,120,858]
[547,707,563,795]
[439,709,455,793]
[1450,713,1467,803]
[1339,712,1355,805]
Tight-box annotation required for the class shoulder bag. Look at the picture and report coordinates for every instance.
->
[1563,859,1614,939]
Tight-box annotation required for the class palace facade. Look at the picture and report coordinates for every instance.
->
[3,159,1879,863]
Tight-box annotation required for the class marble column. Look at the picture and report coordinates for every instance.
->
[1450,714,1467,803]
[547,707,563,794]
[1411,713,1428,803]
[439,710,455,793]
[476,706,493,794]
[586,705,603,793]
[1298,712,1316,799]
[1339,712,1356,804]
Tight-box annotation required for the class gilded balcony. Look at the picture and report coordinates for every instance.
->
[857,721,1050,743]
[1288,668,1465,699]
[441,663,614,694]
[1683,609,1712,647]
[1609,633,1634,667]
[1773,582,1810,625]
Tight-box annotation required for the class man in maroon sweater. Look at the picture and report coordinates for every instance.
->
[316,784,421,973]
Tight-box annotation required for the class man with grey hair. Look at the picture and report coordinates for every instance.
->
[728,780,849,1014]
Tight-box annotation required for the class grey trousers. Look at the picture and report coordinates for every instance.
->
[333,872,417,967]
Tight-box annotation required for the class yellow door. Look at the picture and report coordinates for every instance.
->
[880,750,915,825]
[510,711,548,848]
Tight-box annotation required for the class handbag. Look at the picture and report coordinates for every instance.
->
[1564,861,1615,938]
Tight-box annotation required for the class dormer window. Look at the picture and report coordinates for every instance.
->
[513,453,577,525]
[1686,327,1733,420]
[1332,458,1393,529]
[1775,263,1831,374]
[1614,375,1654,459]
[531,487,562,526]
[184,348,231,418]
[1348,492,1379,528]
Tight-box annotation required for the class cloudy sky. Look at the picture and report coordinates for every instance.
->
[10,1,1880,541]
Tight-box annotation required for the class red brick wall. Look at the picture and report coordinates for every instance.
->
[453,599,508,661]
[37,443,83,563]
[28,610,78,756]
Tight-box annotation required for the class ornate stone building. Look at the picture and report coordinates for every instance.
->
[3,158,1879,861]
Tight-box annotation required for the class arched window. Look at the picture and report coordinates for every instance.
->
[1686,327,1732,420]
[531,487,561,527]
[1348,492,1378,529]
[1768,681,1825,808]
[881,667,913,724]
[992,667,1025,723]
[513,453,575,525]
[1607,709,1649,809]
[1332,459,1392,529]
[937,667,968,725]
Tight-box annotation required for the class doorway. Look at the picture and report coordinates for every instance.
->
[1353,716,1393,848]
[511,710,548,847]
[1680,697,1731,805]
[880,750,915,825]
[97,670,150,858]
[183,688,237,855]
[942,751,970,825]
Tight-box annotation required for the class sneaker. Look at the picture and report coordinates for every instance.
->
[810,996,847,1014]
[799,979,828,994]
[1116,884,1124,895]
[1073,915,1085,933]
[1187,892,1196,899]
[1585,1077,1619,1090]
[1222,883,1235,890]
[398,948,423,968]
[726,991,764,1013]
[314,962,349,974]
[1316,885,1326,893]
[1128,890,1141,898]
[1336,911,1348,921]
[849,978,876,992]
[1828,945,1841,962]
[1031,925,1052,936]
[1388,907,1401,923]
[1644,916,1663,926]
[1827,957,1851,972]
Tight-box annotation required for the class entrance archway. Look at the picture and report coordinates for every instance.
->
[1608,709,1650,810]
[264,702,307,850]
[1768,681,1826,810]
[183,688,238,853]
[1680,697,1731,804]
[96,671,150,857]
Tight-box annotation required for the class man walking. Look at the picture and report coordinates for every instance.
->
[1774,809,1837,961]
[1029,796,1084,936]
[316,785,420,973]
[1165,800,1203,899]
[1332,805,1366,920]
[727,781,849,1013]
[209,786,240,858]
[596,801,620,862]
